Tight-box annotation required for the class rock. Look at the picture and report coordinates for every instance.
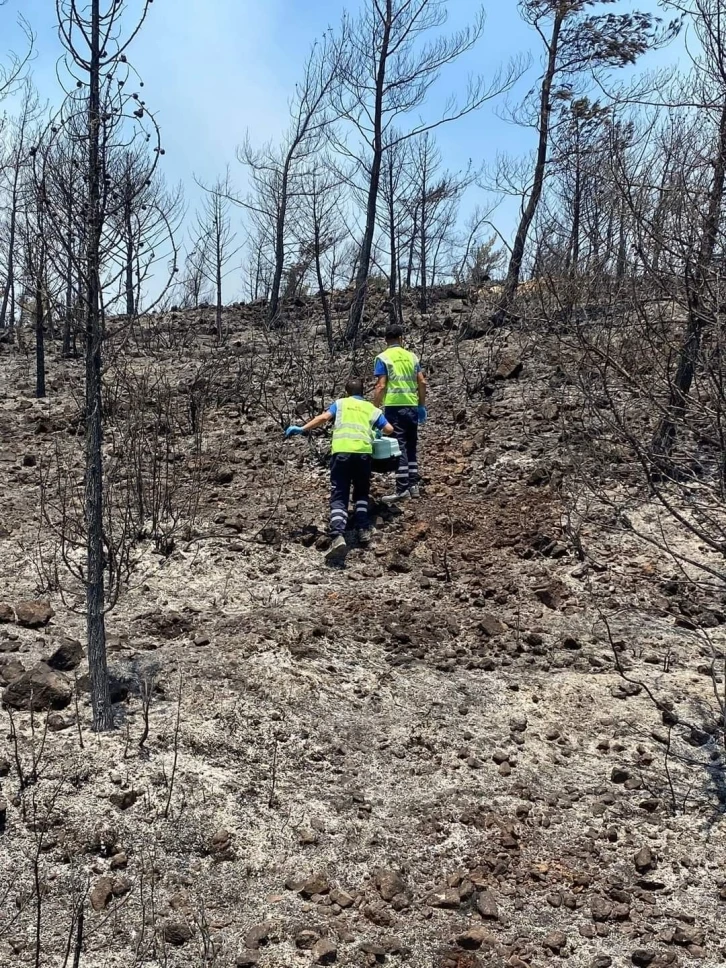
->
[458,927,495,950]
[216,466,235,484]
[611,767,631,784]
[162,921,193,946]
[495,356,523,380]
[109,790,139,811]
[2,662,72,711]
[592,959,613,968]
[0,660,24,686]
[236,953,260,967]
[0,634,20,653]
[47,712,75,731]
[0,797,7,832]
[479,614,505,637]
[476,890,499,920]
[634,846,656,873]
[300,873,330,897]
[534,582,565,610]
[376,869,405,902]
[0,757,10,777]
[543,930,567,952]
[426,887,460,909]
[14,600,54,628]
[312,939,337,964]
[110,852,128,870]
[591,897,613,922]
[632,951,656,967]
[47,637,83,671]
[245,921,276,950]
[90,877,114,912]
[295,930,320,950]
[0,604,14,623]
[330,887,354,909]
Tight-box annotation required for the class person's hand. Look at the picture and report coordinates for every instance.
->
[417,406,428,424]
[285,425,305,438]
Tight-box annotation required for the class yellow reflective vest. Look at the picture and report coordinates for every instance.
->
[375,346,419,407]
[331,397,382,455]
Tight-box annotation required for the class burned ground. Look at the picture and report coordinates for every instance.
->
[1,295,725,967]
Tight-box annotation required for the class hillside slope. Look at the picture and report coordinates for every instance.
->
[1,295,725,968]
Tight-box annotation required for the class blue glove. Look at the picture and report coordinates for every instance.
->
[285,425,305,438]
[417,406,428,424]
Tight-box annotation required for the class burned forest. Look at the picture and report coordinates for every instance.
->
[1,2,726,967]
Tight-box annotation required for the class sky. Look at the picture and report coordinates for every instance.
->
[1,0,684,295]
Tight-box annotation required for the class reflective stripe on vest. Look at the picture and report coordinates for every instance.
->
[377,346,418,407]
[331,397,379,454]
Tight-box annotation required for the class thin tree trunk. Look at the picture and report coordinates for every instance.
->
[124,190,134,317]
[313,219,333,355]
[387,160,398,325]
[35,265,46,398]
[85,0,113,732]
[653,98,726,460]
[346,1,392,345]
[0,180,19,331]
[419,186,428,312]
[496,10,564,321]
[269,158,291,325]
[216,237,223,342]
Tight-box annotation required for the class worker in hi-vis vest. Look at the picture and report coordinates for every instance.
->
[373,324,427,503]
[285,377,394,561]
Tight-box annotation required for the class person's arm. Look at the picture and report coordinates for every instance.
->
[417,370,427,406]
[372,357,388,408]
[373,377,387,408]
[374,413,394,436]
[302,411,334,433]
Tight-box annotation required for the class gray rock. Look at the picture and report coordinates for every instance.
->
[2,662,72,711]
[14,600,54,628]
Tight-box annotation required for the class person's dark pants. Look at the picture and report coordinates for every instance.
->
[385,406,419,494]
[329,453,372,535]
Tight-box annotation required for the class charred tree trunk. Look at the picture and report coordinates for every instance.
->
[387,160,398,326]
[35,266,46,398]
[124,187,135,318]
[653,99,726,461]
[496,9,564,322]
[85,0,113,732]
[269,157,291,326]
[346,3,392,345]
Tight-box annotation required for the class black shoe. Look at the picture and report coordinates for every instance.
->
[324,535,347,562]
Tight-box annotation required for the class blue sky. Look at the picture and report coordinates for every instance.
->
[2,0,682,291]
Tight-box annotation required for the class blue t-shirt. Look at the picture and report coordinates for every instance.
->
[328,396,388,431]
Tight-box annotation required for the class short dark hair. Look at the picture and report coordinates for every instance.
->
[346,376,364,397]
[385,324,403,343]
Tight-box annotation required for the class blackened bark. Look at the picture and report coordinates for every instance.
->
[346,1,392,345]
[653,99,726,460]
[496,9,565,322]
[85,0,113,732]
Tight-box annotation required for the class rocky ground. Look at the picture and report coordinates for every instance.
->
[1,293,725,968]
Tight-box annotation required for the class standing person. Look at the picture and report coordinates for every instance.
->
[373,324,427,502]
[285,377,394,561]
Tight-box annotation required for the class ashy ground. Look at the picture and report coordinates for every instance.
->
[1,298,725,968]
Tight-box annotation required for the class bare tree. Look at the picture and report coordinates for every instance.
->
[332,0,520,344]
[494,0,675,323]
[193,168,240,342]
[239,35,338,326]
[49,0,161,731]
